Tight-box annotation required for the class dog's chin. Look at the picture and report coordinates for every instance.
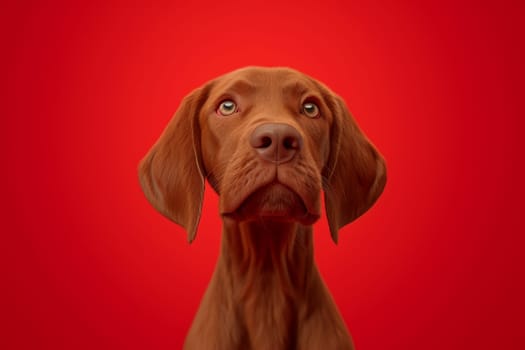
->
[222,183,319,225]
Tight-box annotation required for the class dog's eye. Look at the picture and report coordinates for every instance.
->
[302,102,320,118]
[217,100,237,116]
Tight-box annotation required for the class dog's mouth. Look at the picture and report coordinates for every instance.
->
[222,182,319,225]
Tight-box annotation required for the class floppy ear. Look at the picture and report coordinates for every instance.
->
[323,94,387,244]
[138,86,209,243]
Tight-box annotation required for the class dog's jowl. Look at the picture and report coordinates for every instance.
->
[139,67,386,350]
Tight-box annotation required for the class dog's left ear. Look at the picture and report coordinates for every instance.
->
[138,85,210,243]
[323,94,387,244]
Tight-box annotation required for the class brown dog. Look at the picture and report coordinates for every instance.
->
[139,67,386,349]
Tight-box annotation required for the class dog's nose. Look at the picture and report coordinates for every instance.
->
[250,123,303,164]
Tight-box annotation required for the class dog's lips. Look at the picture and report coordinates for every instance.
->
[221,182,320,225]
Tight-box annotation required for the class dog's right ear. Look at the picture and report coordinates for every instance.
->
[138,86,210,243]
[323,94,387,244]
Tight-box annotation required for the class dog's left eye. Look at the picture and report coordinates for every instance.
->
[217,100,237,116]
[302,102,320,118]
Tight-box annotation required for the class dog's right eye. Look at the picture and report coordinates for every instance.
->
[217,100,237,116]
[302,102,320,118]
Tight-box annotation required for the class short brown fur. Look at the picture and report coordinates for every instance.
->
[139,67,386,349]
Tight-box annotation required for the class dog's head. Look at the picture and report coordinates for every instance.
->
[139,67,386,243]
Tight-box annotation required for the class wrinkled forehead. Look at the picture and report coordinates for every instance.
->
[209,67,322,100]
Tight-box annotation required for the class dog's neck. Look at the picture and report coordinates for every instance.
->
[221,219,315,297]
[217,219,316,348]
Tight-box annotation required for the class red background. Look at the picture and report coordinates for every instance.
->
[2,1,524,349]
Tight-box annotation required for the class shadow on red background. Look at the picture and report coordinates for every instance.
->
[2,1,524,349]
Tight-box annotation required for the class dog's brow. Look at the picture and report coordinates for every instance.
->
[282,82,309,98]
[222,79,257,95]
